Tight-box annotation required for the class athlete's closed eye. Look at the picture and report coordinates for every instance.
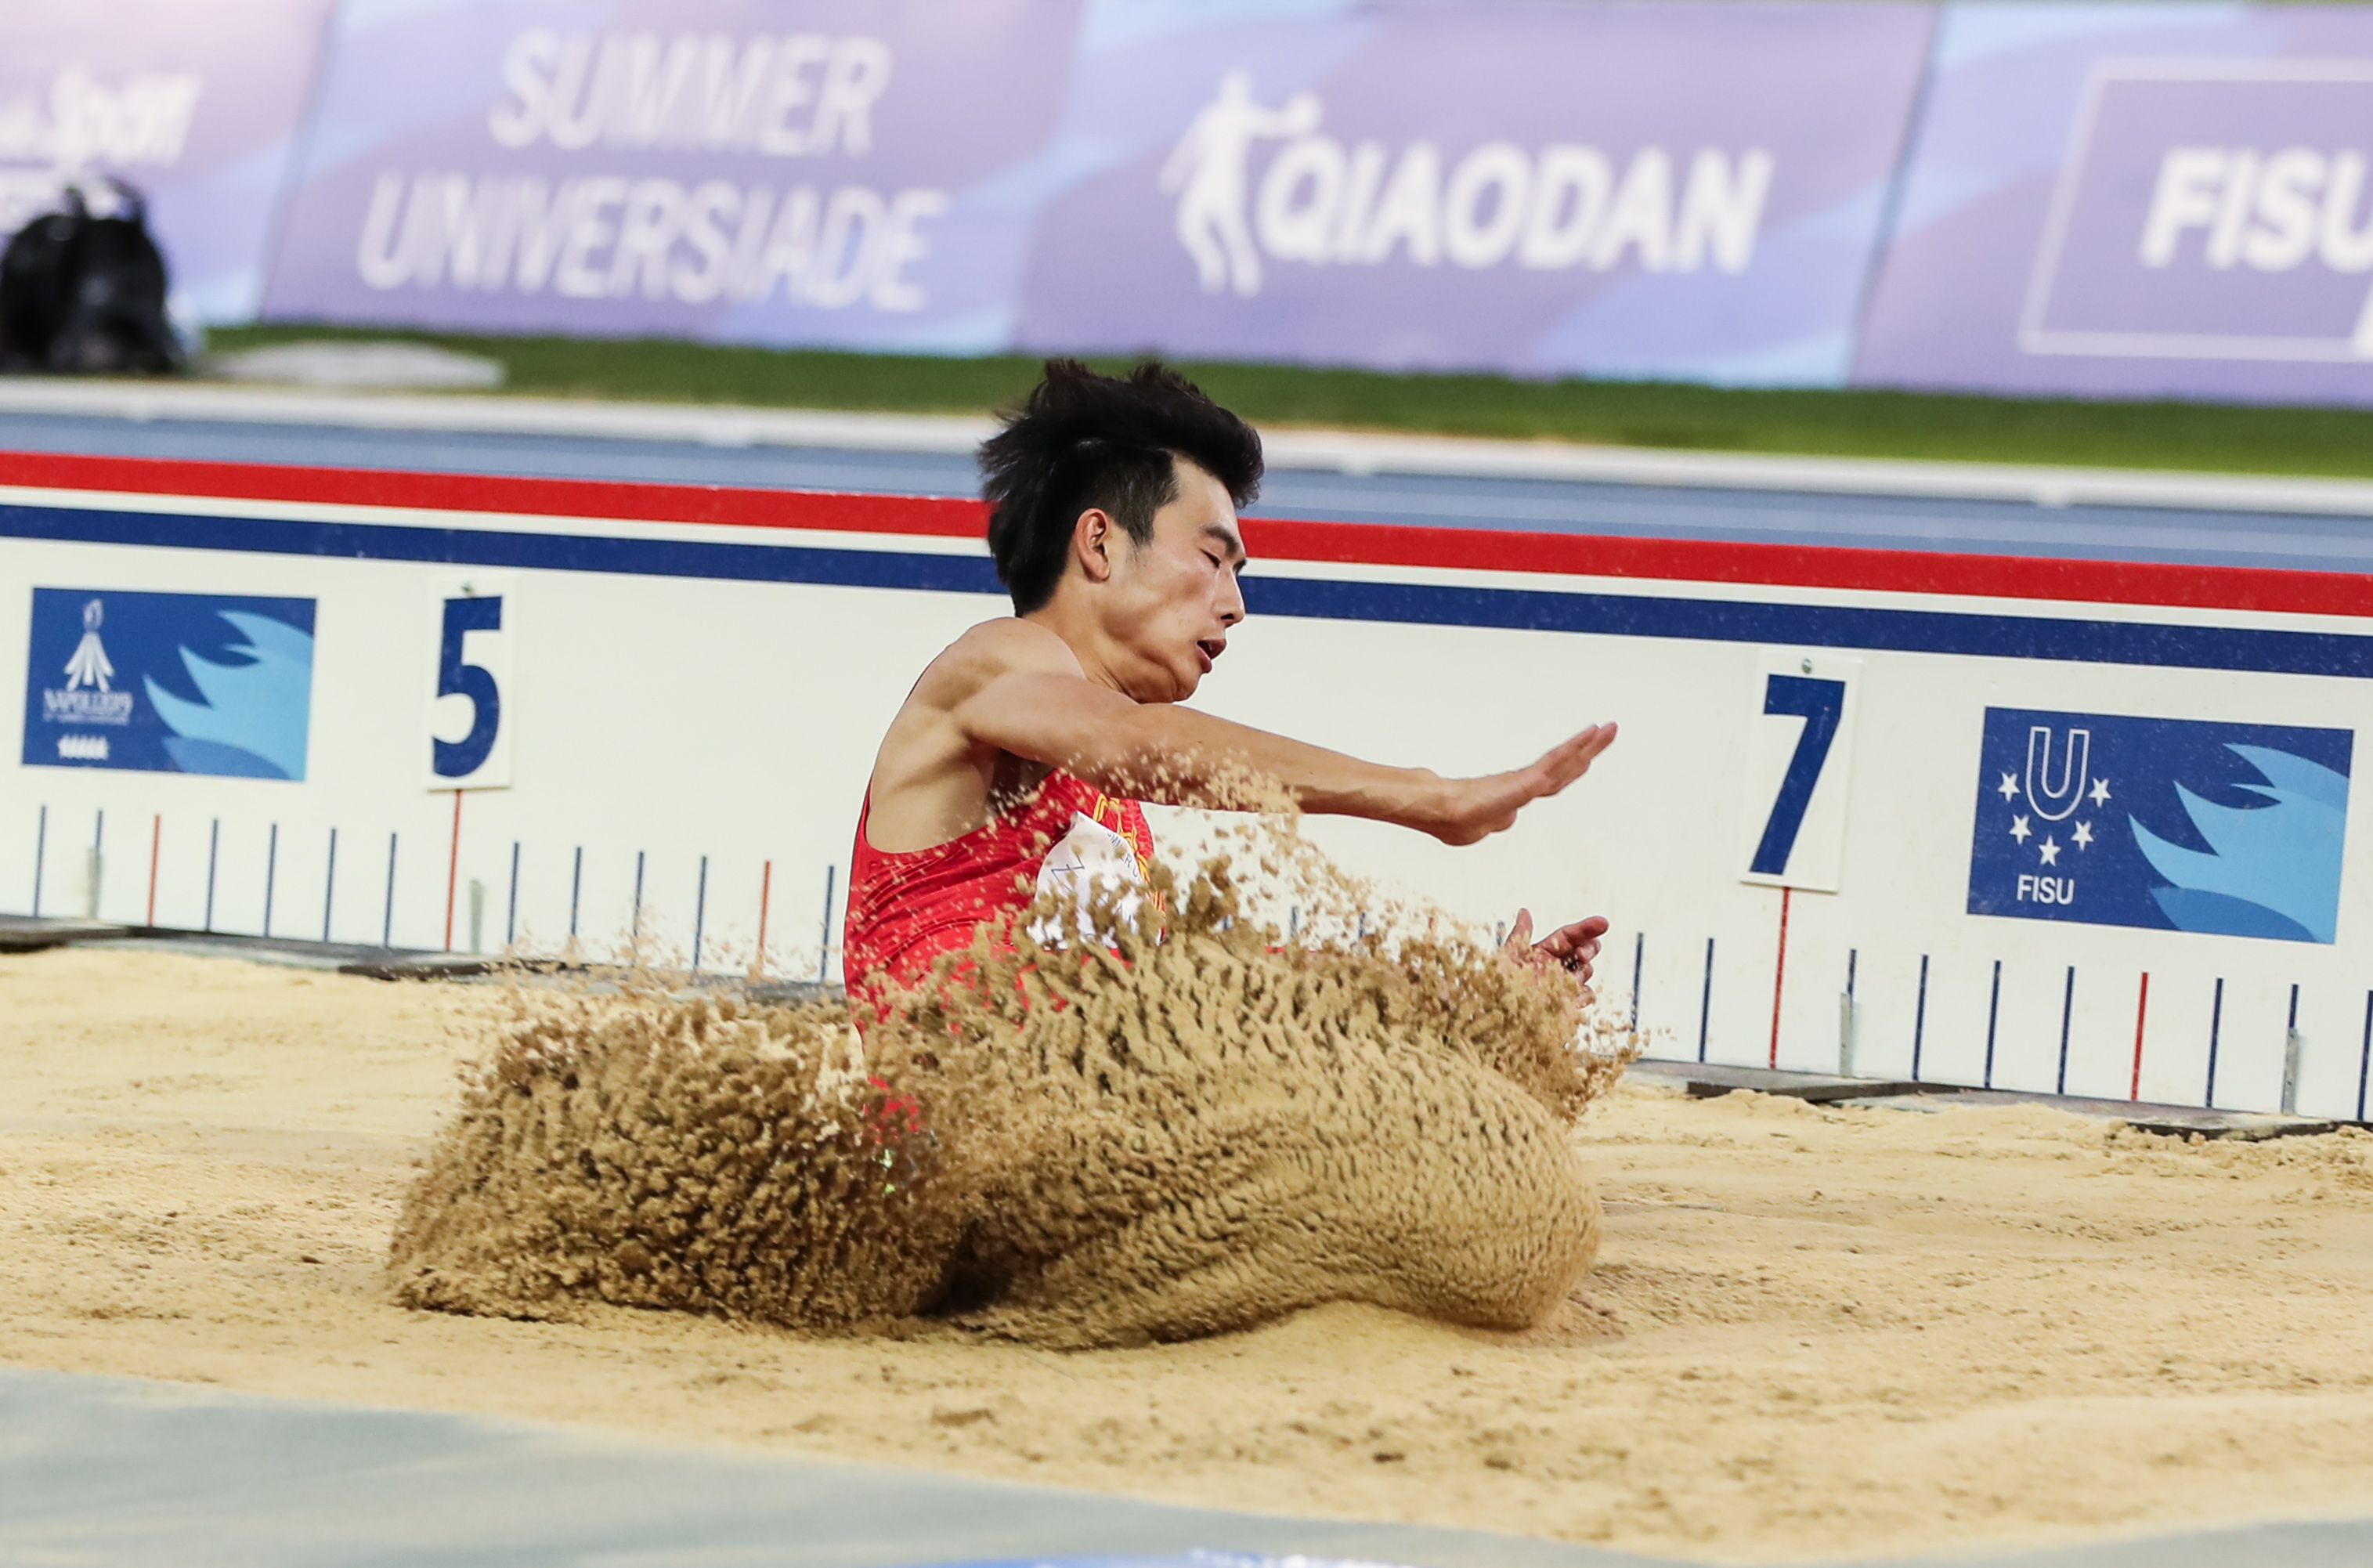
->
[1199,524,1248,575]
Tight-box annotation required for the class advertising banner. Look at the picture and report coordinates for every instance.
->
[0,0,335,324]
[258,0,1933,385]
[1966,708,2351,945]
[1855,5,2373,404]
[260,0,1082,352]
[1010,1,1935,385]
[22,587,316,780]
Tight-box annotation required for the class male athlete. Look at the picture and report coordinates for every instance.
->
[843,359,1614,1015]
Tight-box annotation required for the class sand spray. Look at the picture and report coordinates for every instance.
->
[389,804,1637,1346]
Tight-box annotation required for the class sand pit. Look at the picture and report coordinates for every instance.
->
[8,943,2373,1564]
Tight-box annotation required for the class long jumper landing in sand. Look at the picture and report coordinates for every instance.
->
[391,361,1630,1347]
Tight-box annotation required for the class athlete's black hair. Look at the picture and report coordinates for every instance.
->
[979,359,1263,615]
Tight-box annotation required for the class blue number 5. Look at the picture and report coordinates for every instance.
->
[1750,675,1844,876]
[433,596,502,779]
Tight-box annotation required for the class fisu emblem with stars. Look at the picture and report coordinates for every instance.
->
[1967,707,2351,944]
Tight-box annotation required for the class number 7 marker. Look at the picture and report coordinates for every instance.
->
[1740,656,1861,892]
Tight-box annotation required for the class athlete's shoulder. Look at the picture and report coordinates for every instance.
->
[912,618,1081,708]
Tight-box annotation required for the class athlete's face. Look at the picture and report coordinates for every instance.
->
[1102,460,1247,703]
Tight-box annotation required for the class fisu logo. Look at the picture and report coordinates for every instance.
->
[1161,71,1775,298]
[1969,706,2350,945]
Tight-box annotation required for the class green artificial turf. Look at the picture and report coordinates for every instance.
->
[206,322,2373,481]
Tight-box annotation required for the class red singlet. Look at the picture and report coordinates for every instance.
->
[842,768,1156,1024]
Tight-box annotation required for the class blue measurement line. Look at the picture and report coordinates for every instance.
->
[1696,937,1715,1063]
[30,804,45,919]
[2358,991,2371,1124]
[2057,966,2076,1096]
[262,824,278,938]
[507,841,521,949]
[1982,959,2003,1088]
[1629,932,1645,1037]
[818,864,838,985]
[2205,977,2226,1108]
[631,851,646,963]
[1911,954,1931,1081]
[382,832,398,947]
[321,827,338,943]
[691,855,709,977]
[204,819,219,932]
[2287,982,2302,1114]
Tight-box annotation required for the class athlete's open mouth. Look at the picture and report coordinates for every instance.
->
[1196,638,1226,671]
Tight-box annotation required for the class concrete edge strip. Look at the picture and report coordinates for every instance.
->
[9,381,2373,519]
[1622,1058,2350,1140]
[0,919,857,999]
[0,916,129,952]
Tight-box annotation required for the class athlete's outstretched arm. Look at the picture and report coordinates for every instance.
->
[955,668,1614,847]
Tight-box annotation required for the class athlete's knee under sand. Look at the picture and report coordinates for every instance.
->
[388,851,1631,1348]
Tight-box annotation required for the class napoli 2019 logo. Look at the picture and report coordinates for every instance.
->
[22,587,316,779]
[1967,707,2351,945]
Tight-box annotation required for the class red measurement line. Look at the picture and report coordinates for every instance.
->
[145,814,161,927]
[753,859,773,981]
[2129,971,2152,1100]
[442,789,463,952]
[1768,886,1792,1070]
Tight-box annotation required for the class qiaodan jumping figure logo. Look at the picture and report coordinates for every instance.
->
[1159,70,1776,299]
[1966,707,2352,944]
[22,587,317,779]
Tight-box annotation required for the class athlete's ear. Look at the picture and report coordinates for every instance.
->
[1073,508,1117,583]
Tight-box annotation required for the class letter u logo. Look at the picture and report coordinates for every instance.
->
[2024,726,2090,822]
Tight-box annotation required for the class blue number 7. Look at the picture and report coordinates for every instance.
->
[1750,675,1844,876]
[433,596,502,779]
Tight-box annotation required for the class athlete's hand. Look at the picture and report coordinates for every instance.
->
[1421,724,1616,846]
[1504,907,1609,1002]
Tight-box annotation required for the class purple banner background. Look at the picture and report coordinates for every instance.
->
[1855,4,2373,405]
[262,0,1082,350]
[1009,1,1935,385]
[0,0,335,324]
[146,0,2373,407]
[259,0,1932,386]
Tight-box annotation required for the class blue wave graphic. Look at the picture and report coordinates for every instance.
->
[2130,745,2347,943]
[141,612,314,781]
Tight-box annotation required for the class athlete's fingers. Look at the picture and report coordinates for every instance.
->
[1504,908,1534,957]
[1533,916,1606,954]
[1534,915,1608,977]
[1546,914,1608,945]
[1436,728,1613,844]
[1526,724,1618,798]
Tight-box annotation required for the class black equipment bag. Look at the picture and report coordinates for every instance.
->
[0,181,182,374]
